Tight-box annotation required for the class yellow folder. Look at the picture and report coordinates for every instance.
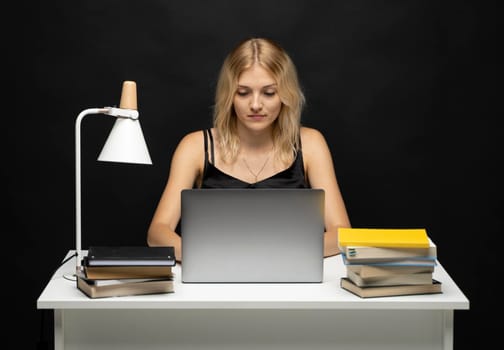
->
[338,228,430,248]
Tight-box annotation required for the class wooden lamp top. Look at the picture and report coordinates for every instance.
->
[119,81,137,110]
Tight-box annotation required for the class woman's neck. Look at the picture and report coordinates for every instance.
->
[236,124,275,153]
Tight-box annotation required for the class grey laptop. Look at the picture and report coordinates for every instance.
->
[181,188,325,283]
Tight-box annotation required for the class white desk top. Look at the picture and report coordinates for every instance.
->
[37,250,469,310]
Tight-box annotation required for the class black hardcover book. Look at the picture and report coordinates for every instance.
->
[85,246,176,267]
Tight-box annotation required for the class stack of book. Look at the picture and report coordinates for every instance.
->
[76,246,176,299]
[338,228,442,298]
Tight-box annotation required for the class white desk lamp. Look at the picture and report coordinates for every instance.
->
[75,81,152,270]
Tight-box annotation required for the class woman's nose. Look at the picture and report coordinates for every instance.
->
[250,94,263,111]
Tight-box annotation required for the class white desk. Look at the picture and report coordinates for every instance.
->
[38,251,469,350]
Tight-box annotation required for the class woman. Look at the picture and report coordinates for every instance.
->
[147,37,351,261]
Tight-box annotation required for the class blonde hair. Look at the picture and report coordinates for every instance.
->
[213,38,305,164]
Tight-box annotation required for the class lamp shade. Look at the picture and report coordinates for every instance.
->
[98,117,152,164]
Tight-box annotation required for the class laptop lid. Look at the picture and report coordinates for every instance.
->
[181,188,325,283]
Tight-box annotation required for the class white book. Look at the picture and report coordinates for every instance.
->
[344,237,437,262]
[342,253,437,267]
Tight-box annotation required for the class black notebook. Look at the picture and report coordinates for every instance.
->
[84,246,176,267]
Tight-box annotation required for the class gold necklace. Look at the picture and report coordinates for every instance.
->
[242,152,272,183]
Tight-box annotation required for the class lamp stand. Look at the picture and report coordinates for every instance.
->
[74,106,148,271]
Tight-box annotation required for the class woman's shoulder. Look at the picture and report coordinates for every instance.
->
[174,129,206,157]
[300,127,333,167]
[300,126,327,149]
[178,129,206,145]
[169,130,207,176]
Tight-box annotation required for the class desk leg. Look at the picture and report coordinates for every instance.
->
[54,310,64,350]
[443,310,454,350]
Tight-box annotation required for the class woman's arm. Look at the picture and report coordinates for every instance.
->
[301,127,351,257]
[147,131,204,261]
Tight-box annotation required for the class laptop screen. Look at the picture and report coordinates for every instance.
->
[181,188,325,283]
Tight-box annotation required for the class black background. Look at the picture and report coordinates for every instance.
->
[12,1,497,349]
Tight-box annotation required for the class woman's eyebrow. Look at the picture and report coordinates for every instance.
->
[237,84,277,89]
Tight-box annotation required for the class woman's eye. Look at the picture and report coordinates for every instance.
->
[264,91,276,97]
[236,90,249,96]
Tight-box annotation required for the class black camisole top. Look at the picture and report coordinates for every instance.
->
[200,129,309,189]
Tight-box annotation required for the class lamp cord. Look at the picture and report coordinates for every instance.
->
[49,252,78,282]
[60,252,78,266]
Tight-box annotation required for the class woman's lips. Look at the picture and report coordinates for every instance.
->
[248,114,266,120]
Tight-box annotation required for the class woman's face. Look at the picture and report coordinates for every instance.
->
[233,64,282,132]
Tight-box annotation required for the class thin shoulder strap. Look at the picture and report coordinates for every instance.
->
[203,129,209,174]
[207,129,215,164]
